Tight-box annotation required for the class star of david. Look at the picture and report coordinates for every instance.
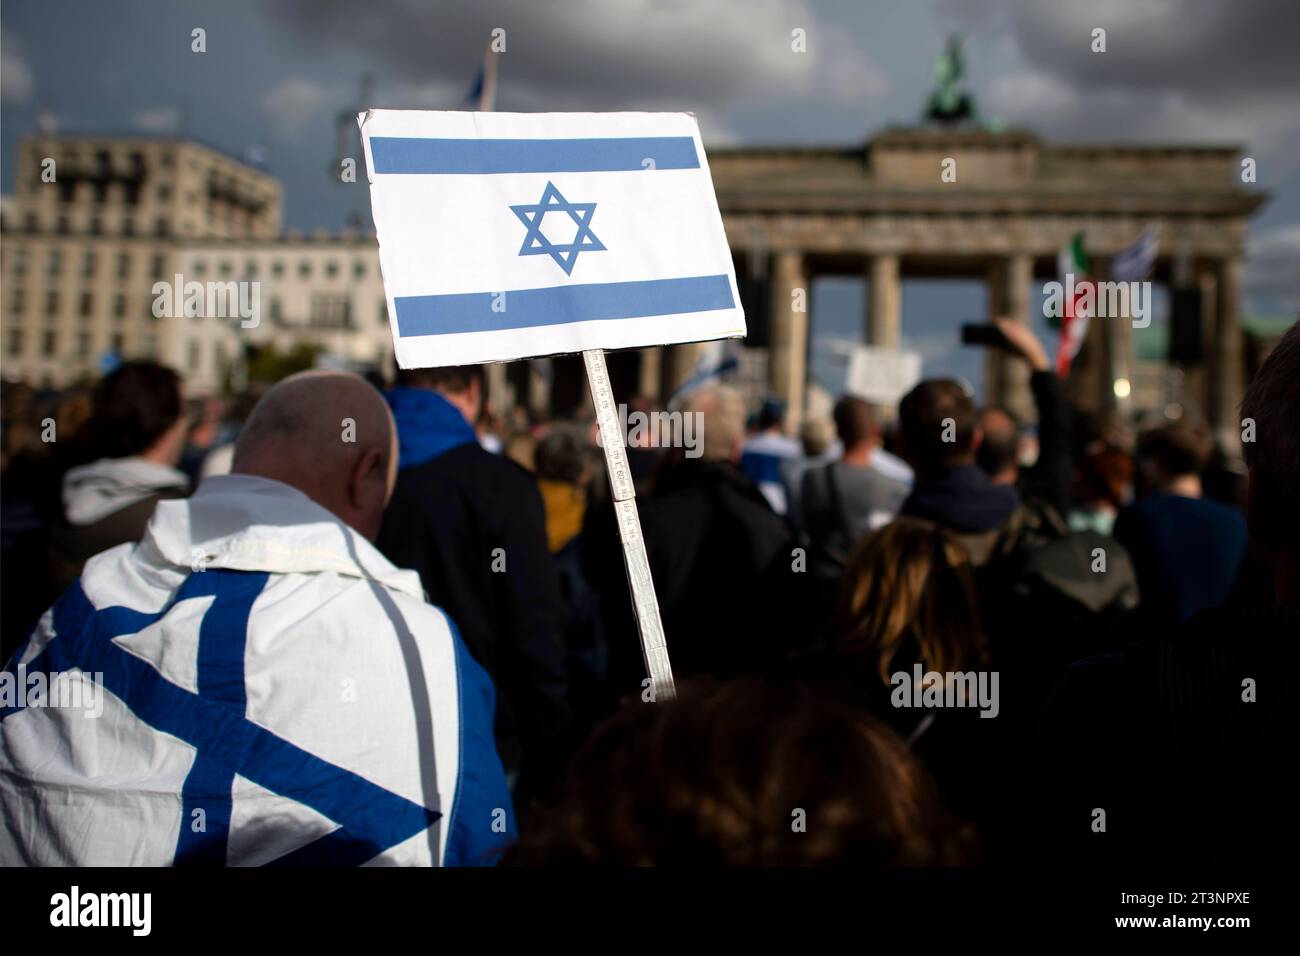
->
[509,180,606,275]
[2,571,439,866]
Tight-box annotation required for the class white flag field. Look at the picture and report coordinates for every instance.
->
[359,110,747,368]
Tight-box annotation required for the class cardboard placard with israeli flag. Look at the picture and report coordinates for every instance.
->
[359,109,744,700]
[358,110,746,368]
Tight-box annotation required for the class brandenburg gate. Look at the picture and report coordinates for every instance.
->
[663,125,1265,432]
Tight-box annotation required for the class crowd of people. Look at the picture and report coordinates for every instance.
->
[0,315,1294,866]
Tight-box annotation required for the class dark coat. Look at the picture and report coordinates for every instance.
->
[585,458,806,699]
[1038,602,1298,864]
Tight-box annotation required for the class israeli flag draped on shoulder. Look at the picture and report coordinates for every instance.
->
[359,110,746,368]
[0,474,512,866]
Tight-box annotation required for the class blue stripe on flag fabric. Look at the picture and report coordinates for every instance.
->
[369,136,700,174]
[32,580,440,866]
[395,274,735,337]
[1111,233,1157,282]
[175,569,268,867]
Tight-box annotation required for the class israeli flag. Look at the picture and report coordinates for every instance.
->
[359,110,746,368]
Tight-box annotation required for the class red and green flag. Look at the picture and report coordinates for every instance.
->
[1054,232,1091,376]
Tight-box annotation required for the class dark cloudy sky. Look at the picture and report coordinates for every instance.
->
[3,0,1296,391]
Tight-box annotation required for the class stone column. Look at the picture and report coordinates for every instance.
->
[1182,265,1216,419]
[637,346,663,402]
[485,362,511,418]
[1096,254,1135,422]
[769,250,808,427]
[867,254,901,349]
[1210,256,1244,434]
[985,254,1034,422]
[527,359,550,418]
[667,342,709,398]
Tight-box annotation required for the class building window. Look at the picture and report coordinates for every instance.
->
[272,260,284,278]
[112,333,125,353]
[113,293,127,319]
[269,297,282,324]
[219,260,233,278]
[42,330,57,357]
[11,288,24,312]
[155,218,171,238]
[187,340,200,371]
[378,299,388,326]
[12,247,28,276]
[77,332,91,357]
[82,250,97,277]
[122,217,135,237]
[45,290,59,316]
[194,260,208,277]
[7,329,22,355]
[47,249,62,276]
[57,215,70,234]
[79,291,94,318]
[89,216,102,236]
[353,260,366,278]
[298,261,312,278]
[326,260,339,278]
[245,259,257,278]
[116,252,131,279]
[24,213,37,233]
[157,184,172,201]
[152,254,166,278]
[310,294,351,329]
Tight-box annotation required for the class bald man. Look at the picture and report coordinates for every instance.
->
[1,371,513,867]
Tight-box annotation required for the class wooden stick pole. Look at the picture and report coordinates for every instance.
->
[583,349,675,701]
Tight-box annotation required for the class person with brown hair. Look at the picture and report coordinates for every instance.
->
[802,397,911,612]
[834,516,988,686]
[507,677,973,866]
[50,362,191,590]
[1068,442,1134,537]
[826,517,1011,843]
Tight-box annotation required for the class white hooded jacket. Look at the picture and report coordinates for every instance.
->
[62,456,190,525]
[1,474,513,866]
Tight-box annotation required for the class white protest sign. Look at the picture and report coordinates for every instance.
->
[846,346,923,406]
[358,110,746,369]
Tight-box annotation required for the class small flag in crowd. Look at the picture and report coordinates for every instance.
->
[1055,231,1091,377]
[359,110,745,369]
[462,43,499,112]
[669,339,739,405]
[1111,228,1159,282]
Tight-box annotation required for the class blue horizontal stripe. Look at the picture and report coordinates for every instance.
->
[370,136,700,174]
[395,274,735,337]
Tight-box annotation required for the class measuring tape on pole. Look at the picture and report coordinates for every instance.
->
[584,349,676,701]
